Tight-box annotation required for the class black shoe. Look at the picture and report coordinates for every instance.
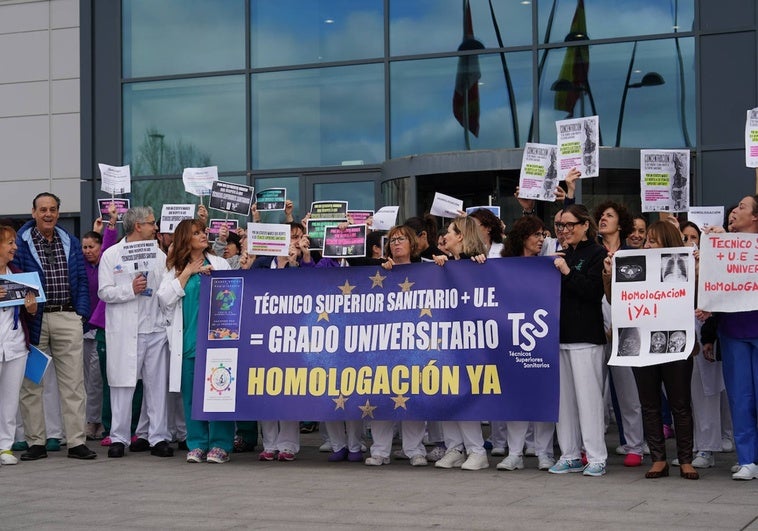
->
[68,444,97,460]
[150,441,174,457]
[129,437,150,452]
[20,444,48,461]
[177,440,189,451]
[108,442,125,458]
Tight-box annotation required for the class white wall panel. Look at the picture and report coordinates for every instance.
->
[0,2,48,34]
[51,113,79,179]
[0,115,50,182]
[51,27,78,79]
[51,78,78,113]
[0,81,48,117]
[0,31,49,83]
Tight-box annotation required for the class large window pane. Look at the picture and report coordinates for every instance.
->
[537,38,695,148]
[251,0,383,68]
[123,0,245,78]
[390,0,532,56]
[252,65,385,169]
[254,176,301,222]
[123,76,246,177]
[538,0,694,44]
[390,52,532,158]
[314,180,375,211]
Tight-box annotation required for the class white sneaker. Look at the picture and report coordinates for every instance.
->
[491,446,506,456]
[672,458,680,467]
[692,451,715,468]
[731,463,741,473]
[722,438,735,453]
[426,446,447,462]
[0,452,18,465]
[496,454,524,471]
[642,442,650,455]
[537,455,556,470]
[615,445,627,455]
[364,455,390,466]
[732,463,758,480]
[409,455,428,467]
[524,446,536,457]
[461,453,489,470]
[318,441,332,452]
[434,449,465,469]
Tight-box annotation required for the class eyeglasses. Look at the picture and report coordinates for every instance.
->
[554,221,581,232]
[389,236,407,244]
[531,231,550,239]
[41,242,57,265]
[139,219,157,226]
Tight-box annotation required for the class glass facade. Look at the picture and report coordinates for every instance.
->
[118,0,697,213]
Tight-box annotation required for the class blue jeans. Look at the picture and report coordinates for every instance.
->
[719,334,758,466]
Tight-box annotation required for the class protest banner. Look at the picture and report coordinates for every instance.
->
[640,149,690,212]
[347,210,374,226]
[119,240,160,273]
[310,201,348,220]
[306,219,339,251]
[518,143,559,201]
[98,163,131,195]
[247,222,290,257]
[0,272,46,308]
[183,166,218,198]
[97,198,129,223]
[556,115,599,179]
[191,258,561,422]
[608,248,695,367]
[256,188,287,211]
[209,181,254,215]
[687,206,724,232]
[159,204,196,233]
[430,192,463,218]
[372,206,399,231]
[698,232,758,312]
[207,219,239,243]
[746,108,758,168]
[322,224,367,258]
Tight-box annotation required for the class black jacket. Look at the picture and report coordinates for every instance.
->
[559,239,607,345]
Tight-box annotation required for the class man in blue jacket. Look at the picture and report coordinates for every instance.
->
[12,192,96,460]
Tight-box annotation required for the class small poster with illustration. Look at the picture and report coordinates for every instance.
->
[208,277,243,341]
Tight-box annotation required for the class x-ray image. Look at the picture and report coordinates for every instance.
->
[617,328,641,357]
[660,253,688,282]
[615,255,646,282]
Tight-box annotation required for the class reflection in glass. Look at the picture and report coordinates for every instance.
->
[390,0,531,56]
[314,181,375,211]
[538,0,694,44]
[391,52,531,158]
[251,65,384,169]
[381,177,413,226]
[538,39,694,148]
[254,176,301,223]
[123,76,246,177]
[123,0,245,78]
[251,0,383,68]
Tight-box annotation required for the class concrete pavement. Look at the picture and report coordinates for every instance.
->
[1,429,757,530]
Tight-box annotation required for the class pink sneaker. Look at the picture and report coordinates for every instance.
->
[278,450,296,461]
[258,450,275,461]
[206,447,230,464]
[624,453,643,467]
[100,436,112,447]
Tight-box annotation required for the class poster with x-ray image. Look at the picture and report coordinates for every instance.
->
[745,108,758,168]
[556,115,599,179]
[640,149,690,213]
[608,247,695,367]
[518,143,559,201]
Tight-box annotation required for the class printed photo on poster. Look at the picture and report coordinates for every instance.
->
[207,277,243,341]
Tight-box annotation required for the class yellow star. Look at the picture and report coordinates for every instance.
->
[358,399,377,419]
[338,280,356,295]
[317,311,330,322]
[398,277,415,292]
[419,307,432,318]
[333,394,348,410]
[368,270,386,288]
[390,394,410,410]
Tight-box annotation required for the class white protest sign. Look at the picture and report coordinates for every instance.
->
[160,204,196,234]
[119,240,159,273]
[247,222,291,257]
[608,247,696,367]
[687,206,724,232]
[697,233,758,312]
[640,149,690,213]
[183,166,218,197]
[556,115,599,179]
[371,206,399,231]
[745,108,758,168]
[518,143,559,201]
[98,164,131,195]
[430,192,463,218]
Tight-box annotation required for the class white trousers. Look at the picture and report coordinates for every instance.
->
[260,420,300,453]
[0,356,26,450]
[556,344,608,464]
[489,421,508,448]
[167,391,186,442]
[82,337,103,424]
[368,420,426,458]
[324,420,363,453]
[691,358,724,452]
[505,421,555,457]
[110,332,170,446]
[442,420,485,455]
[609,364,644,455]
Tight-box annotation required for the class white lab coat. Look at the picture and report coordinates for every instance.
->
[98,238,168,387]
[157,253,229,392]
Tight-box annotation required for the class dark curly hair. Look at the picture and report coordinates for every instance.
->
[469,208,504,244]
[501,216,546,257]
[594,201,634,241]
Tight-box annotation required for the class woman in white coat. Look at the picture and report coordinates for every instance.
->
[157,219,235,464]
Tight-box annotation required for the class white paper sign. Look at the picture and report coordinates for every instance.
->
[160,204,196,234]
[697,233,758,312]
[371,206,399,231]
[518,143,559,201]
[608,247,696,367]
[98,164,131,195]
[202,348,238,412]
[183,166,218,197]
[119,240,159,273]
[687,206,724,232]
[430,192,463,218]
[640,149,690,213]
[556,115,599,179]
[247,222,291,257]
[745,108,758,168]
